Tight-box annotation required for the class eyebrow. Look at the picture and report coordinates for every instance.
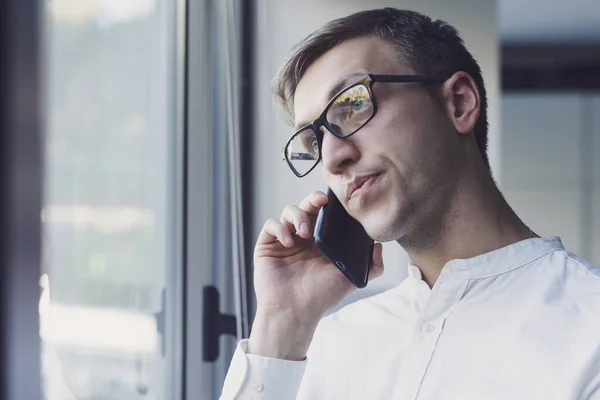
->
[294,72,366,131]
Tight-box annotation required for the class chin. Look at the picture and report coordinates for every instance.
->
[365,224,402,242]
[359,209,405,242]
[358,195,415,242]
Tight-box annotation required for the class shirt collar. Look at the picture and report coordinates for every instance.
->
[407,236,564,282]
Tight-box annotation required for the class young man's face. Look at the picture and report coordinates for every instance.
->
[294,36,462,242]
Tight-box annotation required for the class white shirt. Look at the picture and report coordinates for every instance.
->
[220,237,600,399]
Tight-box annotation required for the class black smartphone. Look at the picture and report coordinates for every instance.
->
[315,187,375,288]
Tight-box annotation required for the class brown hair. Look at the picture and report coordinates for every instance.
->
[272,8,490,169]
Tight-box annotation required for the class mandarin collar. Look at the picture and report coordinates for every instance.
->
[407,236,564,283]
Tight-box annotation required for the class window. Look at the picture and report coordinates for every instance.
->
[41,1,182,399]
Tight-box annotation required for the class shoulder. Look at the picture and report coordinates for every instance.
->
[555,249,600,280]
[519,248,600,322]
[539,248,600,294]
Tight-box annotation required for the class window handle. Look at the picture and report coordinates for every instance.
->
[203,285,237,362]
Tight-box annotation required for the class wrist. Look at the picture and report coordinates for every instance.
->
[247,309,319,361]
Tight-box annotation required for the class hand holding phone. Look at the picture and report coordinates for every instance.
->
[315,188,375,288]
[249,190,384,359]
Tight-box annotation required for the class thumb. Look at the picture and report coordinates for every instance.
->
[368,242,385,281]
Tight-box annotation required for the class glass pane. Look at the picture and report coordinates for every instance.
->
[41,1,177,399]
[286,128,320,176]
[326,84,373,136]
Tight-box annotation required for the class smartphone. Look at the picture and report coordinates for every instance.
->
[315,187,375,288]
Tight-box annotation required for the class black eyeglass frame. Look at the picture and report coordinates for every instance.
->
[282,73,448,177]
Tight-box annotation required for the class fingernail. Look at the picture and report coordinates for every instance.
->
[300,222,309,235]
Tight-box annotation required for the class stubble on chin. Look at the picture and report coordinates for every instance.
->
[394,195,450,253]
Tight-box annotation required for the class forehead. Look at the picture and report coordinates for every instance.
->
[293,36,410,128]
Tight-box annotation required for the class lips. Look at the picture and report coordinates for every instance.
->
[346,174,379,201]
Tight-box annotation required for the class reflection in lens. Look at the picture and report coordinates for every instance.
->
[286,128,319,176]
[326,84,373,137]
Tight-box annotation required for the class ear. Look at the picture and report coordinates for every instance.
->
[442,71,480,135]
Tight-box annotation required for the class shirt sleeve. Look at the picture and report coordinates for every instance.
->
[219,339,308,400]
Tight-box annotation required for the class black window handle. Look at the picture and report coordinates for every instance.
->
[203,285,237,362]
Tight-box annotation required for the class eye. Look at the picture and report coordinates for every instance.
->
[311,138,318,151]
[352,98,367,112]
[297,131,319,157]
[325,84,372,132]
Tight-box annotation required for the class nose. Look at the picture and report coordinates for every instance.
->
[319,126,360,175]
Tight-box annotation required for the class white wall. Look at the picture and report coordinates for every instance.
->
[499,0,600,43]
[501,94,600,265]
[252,0,499,306]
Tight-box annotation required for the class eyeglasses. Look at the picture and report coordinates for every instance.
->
[282,74,447,177]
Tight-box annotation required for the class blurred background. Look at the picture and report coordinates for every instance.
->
[1,0,599,399]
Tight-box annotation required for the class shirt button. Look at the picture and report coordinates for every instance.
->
[252,383,264,392]
[422,321,435,333]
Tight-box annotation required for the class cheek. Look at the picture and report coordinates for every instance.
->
[319,166,344,197]
[368,101,451,193]
[319,165,332,187]
[368,107,424,164]
[381,95,448,151]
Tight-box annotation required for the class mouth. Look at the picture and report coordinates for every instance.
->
[346,174,380,201]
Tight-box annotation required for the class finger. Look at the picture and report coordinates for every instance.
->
[257,218,295,247]
[368,242,385,281]
[297,191,329,216]
[280,205,312,239]
[278,206,296,233]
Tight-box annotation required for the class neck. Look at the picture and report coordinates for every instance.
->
[398,158,535,288]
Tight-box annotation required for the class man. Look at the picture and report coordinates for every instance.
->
[221,8,600,399]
